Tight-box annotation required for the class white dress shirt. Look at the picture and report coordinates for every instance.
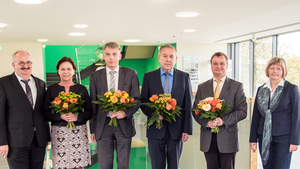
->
[14,72,37,108]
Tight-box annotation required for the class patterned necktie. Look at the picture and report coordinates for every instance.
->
[214,80,221,99]
[164,73,169,94]
[21,79,34,107]
[109,70,117,92]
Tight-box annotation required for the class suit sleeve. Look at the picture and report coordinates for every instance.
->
[0,82,8,146]
[249,88,261,143]
[89,74,97,134]
[77,86,93,123]
[124,70,140,118]
[182,75,193,135]
[192,85,209,127]
[140,73,153,117]
[222,83,247,128]
[44,88,62,122]
[290,85,300,145]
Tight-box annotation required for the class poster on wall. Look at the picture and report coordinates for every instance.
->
[183,56,201,84]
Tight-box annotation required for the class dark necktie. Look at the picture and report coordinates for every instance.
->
[164,73,169,94]
[21,79,34,107]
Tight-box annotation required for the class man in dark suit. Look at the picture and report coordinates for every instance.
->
[89,42,140,169]
[141,44,193,169]
[0,50,50,169]
[192,52,247,169]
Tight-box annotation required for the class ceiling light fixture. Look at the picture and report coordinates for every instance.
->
[68,32,86,36]
[175,12,199,17]
[73,24,88,28]
[124,39,141,42]
[183,29,196,33]
[15,0,43,4]
[37,39,48,42]
[0,23,7,28]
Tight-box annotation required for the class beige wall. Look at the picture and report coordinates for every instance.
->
[0,43,44,80]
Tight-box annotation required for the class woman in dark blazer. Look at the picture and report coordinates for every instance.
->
[250,57,300,169]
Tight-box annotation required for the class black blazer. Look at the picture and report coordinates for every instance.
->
[250,81,300,145]
[141,68,193,140]
[89,67,141,139]
[0,73,50,147]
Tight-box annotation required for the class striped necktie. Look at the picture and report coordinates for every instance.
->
[21,79,34,107]
[109,70,117,92]
[214,80,221,99]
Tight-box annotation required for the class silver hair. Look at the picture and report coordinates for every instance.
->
[158,44,177,56]
[12,50,30,62]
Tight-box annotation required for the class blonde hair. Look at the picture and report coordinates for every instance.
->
[103,42,121,51]
[265,56,288,78]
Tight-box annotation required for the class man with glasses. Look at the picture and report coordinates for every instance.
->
[192,52,247,169]
[0,50,50,169]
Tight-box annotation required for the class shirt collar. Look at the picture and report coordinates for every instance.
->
[160,67,174,76]
[14,72,33,82]
[264,79,285,90]
[213,76,226,82]
[106,65,119,74]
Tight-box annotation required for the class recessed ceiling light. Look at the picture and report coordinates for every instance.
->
[37,39,48,42]
[15,0,43,4]
[73,24,88,28]
[175,12,199,17]
[68,32,86,36]
[0,23,7,28]
[183,29,196,33]
[124,39,141,42]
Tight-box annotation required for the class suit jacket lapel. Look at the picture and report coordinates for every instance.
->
[118,67,125,90]
[11,73,32,108]
[219,77,230,99]
[170,69,179,96]
[207,78,214,97]
[156,69,164,94]
[100,69,108,93]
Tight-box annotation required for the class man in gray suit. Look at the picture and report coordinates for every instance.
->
[89,42,140,169]
[192,52,247,169]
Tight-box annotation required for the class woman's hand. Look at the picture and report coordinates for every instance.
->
[289,144,298,152]
[67,112,78,122]
[61,113,69,121]
[251,143,257,153]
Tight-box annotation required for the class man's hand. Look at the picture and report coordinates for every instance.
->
[182,133,189,142]
[215,117,224,126]
[90,133,96,143]
[251,143,257,153]
[207,120,217,128]
[0,145,9,158]
[289,144,298,152]
[111,111,126,119]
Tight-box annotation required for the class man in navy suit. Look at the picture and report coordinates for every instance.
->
[141,44,193,169]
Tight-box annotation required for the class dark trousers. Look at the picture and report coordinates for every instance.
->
[258,134,292,169]
[7,133,46,169]
[148,129,183,169]
[96,118,132,169]
[204,133,236,169]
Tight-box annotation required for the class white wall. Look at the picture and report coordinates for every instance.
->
[0,43,44,80]
[176,42,228,92]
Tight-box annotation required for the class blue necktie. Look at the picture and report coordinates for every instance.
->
[164,73,169,94]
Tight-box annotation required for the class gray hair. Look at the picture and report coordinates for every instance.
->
[158,44,177,56]
[12,50,30,62]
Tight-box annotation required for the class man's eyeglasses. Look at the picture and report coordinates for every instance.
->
[15,61,33,66]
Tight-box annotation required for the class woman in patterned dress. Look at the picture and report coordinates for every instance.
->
[45,57,93,169]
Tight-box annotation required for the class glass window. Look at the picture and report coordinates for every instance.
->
[238,41,250,96]
[278,32,300,89]
[253,37,273,95]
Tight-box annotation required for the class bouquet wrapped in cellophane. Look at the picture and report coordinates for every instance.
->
[50,91,85,129]
[93,90,137,127]
[143,94,181,129]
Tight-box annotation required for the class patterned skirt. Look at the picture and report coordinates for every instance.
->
[51,124,91,169]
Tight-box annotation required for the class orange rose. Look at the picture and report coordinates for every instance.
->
[125,99,129,104]
[121,91,126,95]
[53,97,61,105]
[62,103,68,109]
[166,104,173,111]
[211,107,216,112]
[207,100,212,105]
[70,98,78,103]
[168,99,177,106]
[63,92,70,96]
[211,100,220,107]
[149,95,158,102]
[66,97,70,102]
[195,110,199,115]
[120,97,126,103]
[110,96,118,103]
[114,91,122,97]
[130,98,135,102]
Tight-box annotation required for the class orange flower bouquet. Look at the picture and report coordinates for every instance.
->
[93,90,137,127]
[193,97,230,133]
[49,91,85,129]
[143,94,181,129]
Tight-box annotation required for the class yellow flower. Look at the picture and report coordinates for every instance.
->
[110,96,118,103]
[159,105,161,107]
[216,103,222,109]
[108,100,111,102]
[123,93,129,98]
[198,104,203,108]
[203,101,207,105]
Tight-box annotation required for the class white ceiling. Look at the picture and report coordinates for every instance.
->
[1,0,300,45]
